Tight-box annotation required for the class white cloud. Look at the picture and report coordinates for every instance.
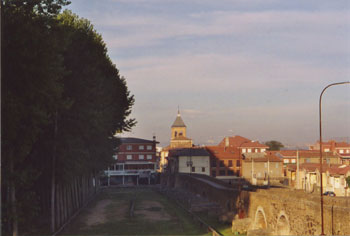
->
[96,9,350,56]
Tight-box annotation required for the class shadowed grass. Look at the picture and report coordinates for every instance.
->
[60,187,210,235]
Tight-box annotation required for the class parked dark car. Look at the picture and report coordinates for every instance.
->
[323,191,336,196]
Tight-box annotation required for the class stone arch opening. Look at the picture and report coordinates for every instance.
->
[276,212,290,235]
[254,206,267,229]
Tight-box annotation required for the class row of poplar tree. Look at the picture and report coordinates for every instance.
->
[2,1,136,235]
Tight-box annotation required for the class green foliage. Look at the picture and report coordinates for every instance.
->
[346,176,350,188]
[264,140,284,151]
[2,2,135,235]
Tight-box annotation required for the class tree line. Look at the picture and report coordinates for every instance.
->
[2,0,136,235]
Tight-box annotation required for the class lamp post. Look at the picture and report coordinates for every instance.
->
[319,81,349,235]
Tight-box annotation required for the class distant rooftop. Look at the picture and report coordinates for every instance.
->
[120,137,159,144]
[170,148,210,157]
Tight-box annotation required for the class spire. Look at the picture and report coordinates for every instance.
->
[172,109,186,127]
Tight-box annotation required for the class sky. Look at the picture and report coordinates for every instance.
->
[66,0,350,148]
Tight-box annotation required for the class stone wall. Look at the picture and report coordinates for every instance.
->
[246,188,350,235]
[161,173,350,235]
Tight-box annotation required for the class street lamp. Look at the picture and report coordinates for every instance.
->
[319,81,349,235]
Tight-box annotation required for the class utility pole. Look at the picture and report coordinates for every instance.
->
[267,155,270,187]
[319,81,350,235]
[297,150,300,189]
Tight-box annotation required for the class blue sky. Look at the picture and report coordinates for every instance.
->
[66,0,350,147]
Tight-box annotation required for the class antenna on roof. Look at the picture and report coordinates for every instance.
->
[177,105,180,116]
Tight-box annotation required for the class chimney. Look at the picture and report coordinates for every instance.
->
[224,137,229,152]
[330,140,335,153]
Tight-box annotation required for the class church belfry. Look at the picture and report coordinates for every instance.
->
[171,110,187,139]
[170,109,192,148]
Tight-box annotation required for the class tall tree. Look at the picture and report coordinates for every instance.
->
[2,1,69,235]
[265,140,284,151]
[2,3,136,235]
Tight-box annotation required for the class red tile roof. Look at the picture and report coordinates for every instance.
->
[287,163,350,175]
[277,150,339,158]
[205,146,240,159]
[218,135,268,148]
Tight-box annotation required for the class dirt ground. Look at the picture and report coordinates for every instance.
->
[85,198,171,228]
[135,200,172,221]
[85,199,112,226]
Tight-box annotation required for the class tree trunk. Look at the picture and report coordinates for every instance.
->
[51,111,58,233]
[10,157,18,236]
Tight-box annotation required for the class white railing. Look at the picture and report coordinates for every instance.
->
[104,169,155,176]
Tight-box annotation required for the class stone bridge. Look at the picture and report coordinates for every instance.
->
[161,173,350,235]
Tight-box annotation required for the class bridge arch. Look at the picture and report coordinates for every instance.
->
[253,206,267,229]
[276,211,290,235]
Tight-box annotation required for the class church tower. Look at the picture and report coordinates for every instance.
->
[171,109,187,139]
[170,109,192,148]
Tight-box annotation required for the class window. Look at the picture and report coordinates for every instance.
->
[248,148,252,153]
[139,155,144,160]
[324,148,330,152]
[242,148,246,153]
[261,148,266,152]
[127,155,132,160]
[147,155,152,160]
[127,145,132,150]
[212,170,216,177]
[113,155,118,160]
[339,150,344,154]
[202,167,205,172]
[211,160,217,167]
[291,159,296,163]
[346,150,350,153]
[236,170,240,177]
[219,170,226,176]
[139,145,144,150]
[179,132,183,136]
[147,145,152,150]
[174,131,177,137]
[116,164,124,170]
[228,170,234,175]
[220,161,225,167]
[283,159,289,163]
[228,160,233,167]
[192,166,195,172]
[236,160,240,167]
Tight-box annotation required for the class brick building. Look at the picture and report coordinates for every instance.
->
[104,137,159,185]
[309,140,350,164]
[205,136,268,180]
[205,145,241,178]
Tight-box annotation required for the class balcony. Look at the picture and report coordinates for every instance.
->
[104,169,155,176]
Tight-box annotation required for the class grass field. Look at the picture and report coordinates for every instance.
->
[60,187,211,235]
